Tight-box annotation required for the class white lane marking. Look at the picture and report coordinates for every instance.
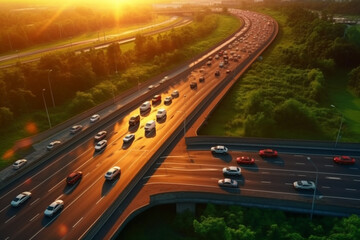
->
[30,198,40,206]
[321,186,331,189]
[285,183,293,185]
[57,194,64,200]
[298,174,307,177]
[0,204,10,214]
[350,167,359,170]
[295,162,305,165]
[30,213,39,222]
[261,181,271,184]
[72,217,83,228]
[324,165,334,167]
[326,176,341,180]
[96,197,103,205]
[354,179,360,182]
[274,161,282,164]
[5,215,16,224]
[160,155,188,158]
[5,237,10,240]
[48,180,64,192]
[0,148,91,200]
[346,188,356,191]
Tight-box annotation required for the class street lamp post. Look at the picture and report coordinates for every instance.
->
[42,89,52,128]
[48,69,55,108]
[330,105,343,148]
[307,157,318,220]
[183,95,187,137]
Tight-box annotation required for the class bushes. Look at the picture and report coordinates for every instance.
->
[348,66,360,96]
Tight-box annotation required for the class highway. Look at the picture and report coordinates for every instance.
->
[0,9,278,239]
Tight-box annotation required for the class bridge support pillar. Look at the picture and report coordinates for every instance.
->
[176,202,195,214]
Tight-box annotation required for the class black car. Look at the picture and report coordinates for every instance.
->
[190,81,197,89]
[215,70,220,76]
[199,76,205,82]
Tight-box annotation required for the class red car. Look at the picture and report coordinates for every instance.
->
[333,156,355,165]
[66,171,83,185]
[236,156,255,164]
[259,149,278,158]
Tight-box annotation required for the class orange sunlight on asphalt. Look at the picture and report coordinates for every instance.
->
[58,224,69,237]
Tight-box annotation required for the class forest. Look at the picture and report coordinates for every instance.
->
[200,5,360,141]
[119,204,360,240]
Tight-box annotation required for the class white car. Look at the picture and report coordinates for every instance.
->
[139,101,151,112]
[105,166,121,180]
[156,109,167,119]
[94,130,107,141]
[70,125,83,134]
[211,145,228,154]
[44,199,64,217]
[95,140,107,151]
[293,180,316,190]
[159,76,169,84]
[171,90,179,98]
[218,178,238,188]
[11,192,31,207]
[222,166,241,176]
[90,114,100,122]
[47,140,61,150]
[123,134,135,143]
[145,120,156,133]
[13,159,27,169]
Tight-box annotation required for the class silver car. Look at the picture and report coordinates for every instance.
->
[11,191,31,207]
[13,159,27,169]
[222,166,241,176]
[105,166,121,180]
[218,178,238,188]
[47,140,61,150]
[44,199,64,217]
[293,180,316,190]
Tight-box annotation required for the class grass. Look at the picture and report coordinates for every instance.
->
[0,14,241,169]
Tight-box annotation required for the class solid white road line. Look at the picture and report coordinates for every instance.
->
[345,188,356,191]
[354,179,360,182]
[297,174,307,177]
[295,162,305,165]
[96,197,103,205]
[350,167,359,170]
[321,186,331,189]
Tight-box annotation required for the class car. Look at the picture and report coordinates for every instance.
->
[226,69,231,74]
[190,81,197,89]
[44,199,64,217]
[199,76,205,82]
[236,156,255,164]
[156,109,167,119]
[66,171,83,185]
[206,61,212,66]
[47,140,61,150]
[11,191,31,207]
[90,114,100,122]
[145,120,156,133]
[13,159,27,169]
[218,178,238,188]
[215,70,220,76]
[219,62,224,68]
[164,96,172,105]
[222,166,241,176]
[159,76,169,84]
[105,166,121,180]
[70,125,83,134]
[140,101,151,112]
[95,139,107,151]
[333,156,355,165]
[129,115,140,126]
[123,134,135,143]
[152,95,161,105]
[211,145,228,154]
[293,180,316,190]
[171,90,179,98]
[148,85,155,90]
[94,130,107,141]
[259,149,278,157]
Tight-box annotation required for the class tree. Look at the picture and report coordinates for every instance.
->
[193,216,230,240]
[348,66,360,96]
[0,107,13,126]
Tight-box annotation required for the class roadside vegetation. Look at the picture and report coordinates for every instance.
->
[0,13,241,168]
[199,6,360,142]
[119,204,360,240]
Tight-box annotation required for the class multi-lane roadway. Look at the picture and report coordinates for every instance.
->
[0,9,279,240]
